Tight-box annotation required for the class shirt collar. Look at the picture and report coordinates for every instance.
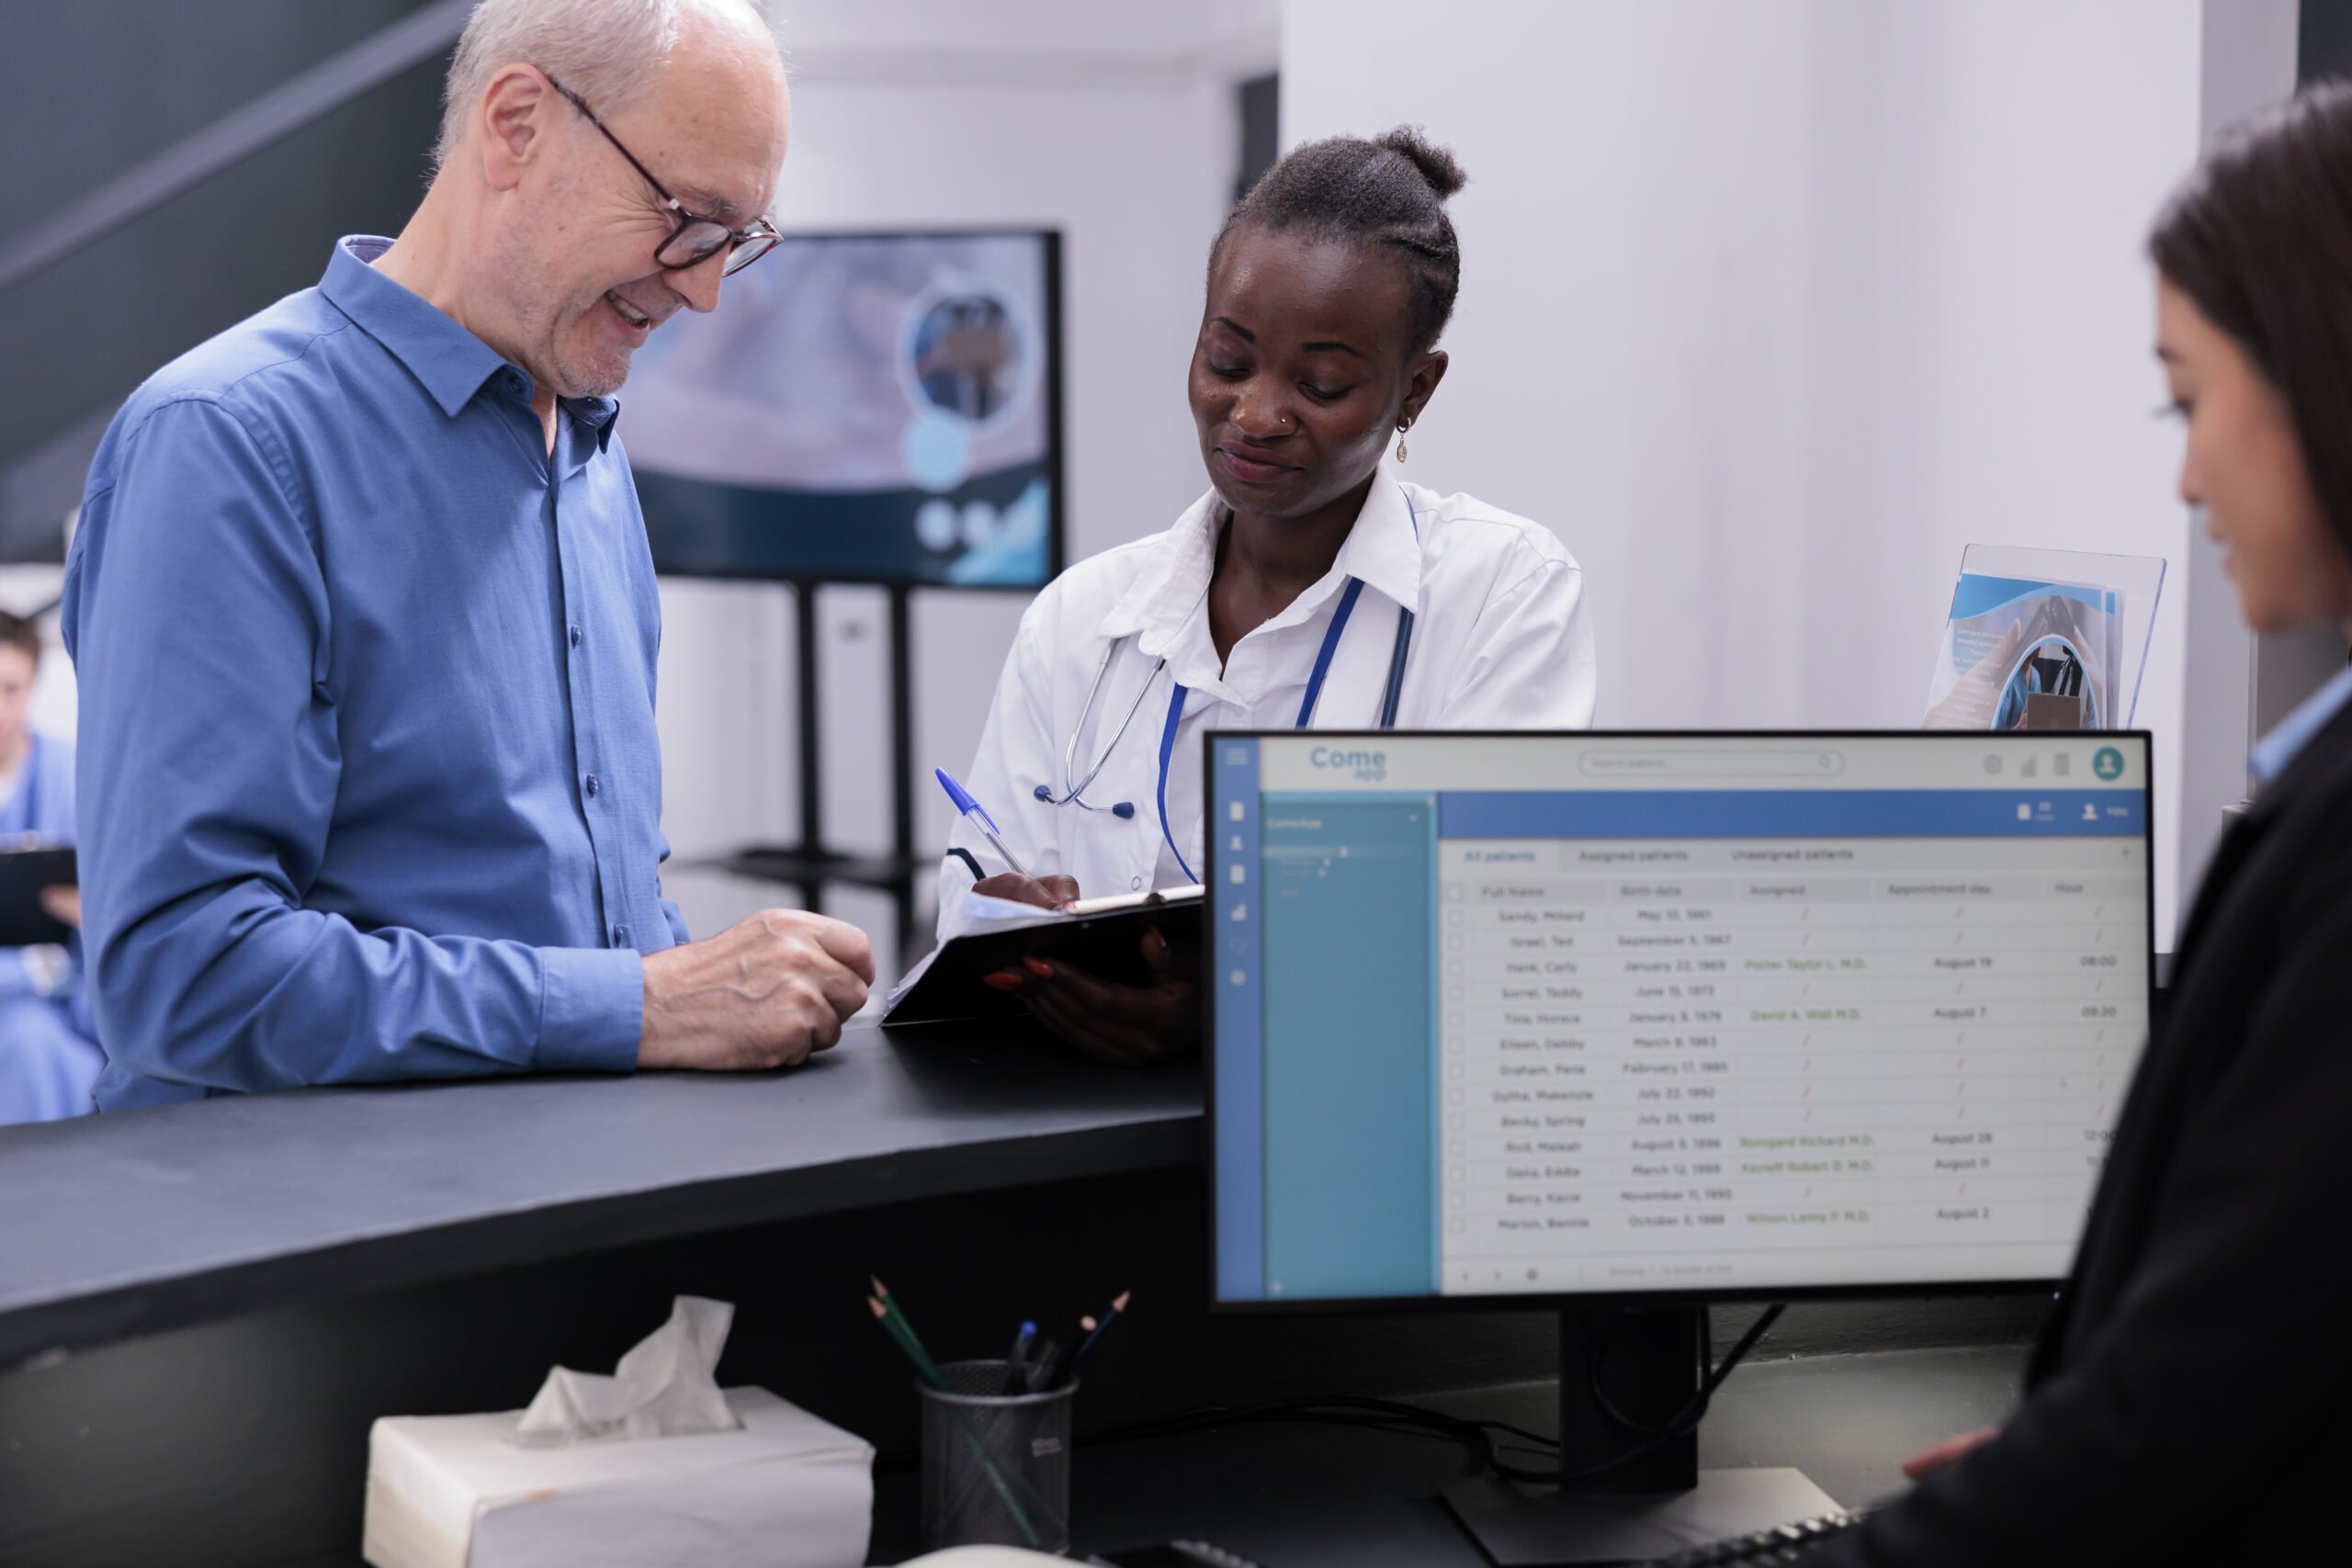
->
[568,394,622,454]
[2250,659,2352,787]
[319,235,622,450]
[1335,475,1426,612]
[1097,491,1221,648]
[1095,478,1425,649]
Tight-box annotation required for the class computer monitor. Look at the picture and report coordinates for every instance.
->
[1206,731,2154,1560]
[617,229,1063,589]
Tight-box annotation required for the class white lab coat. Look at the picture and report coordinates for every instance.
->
[938,475,1597,931]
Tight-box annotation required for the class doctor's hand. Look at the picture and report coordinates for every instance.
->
[972,871,1080,911]
[988,926,1199,1066]
[638,909,876,1071]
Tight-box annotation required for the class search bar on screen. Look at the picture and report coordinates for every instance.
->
[1577,750,1847,781]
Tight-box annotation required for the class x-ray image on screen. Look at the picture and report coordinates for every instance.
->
[619,230,1063,588]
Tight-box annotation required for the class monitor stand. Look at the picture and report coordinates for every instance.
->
[1440,1306,1838,1565]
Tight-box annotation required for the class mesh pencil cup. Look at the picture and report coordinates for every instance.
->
[917,1359,1075,1553]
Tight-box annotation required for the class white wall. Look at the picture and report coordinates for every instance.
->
[2177,0,2297,903]
[1281,0,2204,940]
[655,4,1271,976]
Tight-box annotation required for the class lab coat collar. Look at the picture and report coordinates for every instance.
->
[1094,477,1425,650]
[1096,490,1222,649]
[1340,474,1426,614]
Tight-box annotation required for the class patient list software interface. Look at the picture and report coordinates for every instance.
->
[1210,734,2153,1304]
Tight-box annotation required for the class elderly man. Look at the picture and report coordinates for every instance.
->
[62,0,871,1111]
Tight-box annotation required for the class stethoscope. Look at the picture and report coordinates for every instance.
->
[1034,488,1420,883]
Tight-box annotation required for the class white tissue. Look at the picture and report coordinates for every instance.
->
[513,1295,742,1447]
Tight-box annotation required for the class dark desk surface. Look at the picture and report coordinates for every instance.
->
[877,1343,2030,1565]
[0,1023,1202,1370]
[260,1345,2021,1566]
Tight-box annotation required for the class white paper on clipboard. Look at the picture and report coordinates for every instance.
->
[884,885,1204,1019]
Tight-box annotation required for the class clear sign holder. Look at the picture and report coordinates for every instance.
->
[1923,544,2165,730]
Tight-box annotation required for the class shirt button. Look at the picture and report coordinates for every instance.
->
[1131,875,1143,890]
[504,373,526,396]
[569,624,582,648]
[613,924,631,947]
[584,773,601,798]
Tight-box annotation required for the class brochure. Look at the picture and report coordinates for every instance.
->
[1923,547,2164,731]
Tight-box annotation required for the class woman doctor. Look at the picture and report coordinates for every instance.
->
[941,127,1597,1063]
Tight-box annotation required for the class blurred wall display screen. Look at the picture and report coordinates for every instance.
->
[624,230,1063,588]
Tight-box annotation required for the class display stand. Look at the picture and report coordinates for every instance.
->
[1439,1307,1835,1565]
[1923,544,2166,732]
[719,580,929,967]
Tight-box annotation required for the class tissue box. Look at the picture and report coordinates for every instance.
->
[363,1386,873,1568]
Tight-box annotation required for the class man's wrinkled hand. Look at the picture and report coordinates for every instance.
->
[639,909,876,1070]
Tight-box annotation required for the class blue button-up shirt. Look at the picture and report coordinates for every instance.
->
[64,236,684,1111]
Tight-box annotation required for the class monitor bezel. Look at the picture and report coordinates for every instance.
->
[637,225,1067,592]
[1202,727,2160,1316]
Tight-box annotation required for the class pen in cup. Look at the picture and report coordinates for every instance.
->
[1001,1320,1037,1394]
[1024,1338,1065,1393]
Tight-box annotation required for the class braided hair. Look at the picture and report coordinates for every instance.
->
[1211,125,1469,356]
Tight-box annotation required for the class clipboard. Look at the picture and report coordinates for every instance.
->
[882,886,1204,1027]
[0,845,75,946]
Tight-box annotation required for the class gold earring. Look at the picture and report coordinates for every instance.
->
[1396,422,1411,463]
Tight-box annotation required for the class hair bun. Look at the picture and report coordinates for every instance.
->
[1374,125,1468,200]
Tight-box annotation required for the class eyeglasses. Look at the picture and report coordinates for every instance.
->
[546,73,780,277]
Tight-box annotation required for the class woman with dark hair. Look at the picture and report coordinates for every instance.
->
[1801,83,2352,1565]
[939,128,1597,1062]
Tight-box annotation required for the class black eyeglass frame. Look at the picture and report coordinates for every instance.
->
[545,72,781,277]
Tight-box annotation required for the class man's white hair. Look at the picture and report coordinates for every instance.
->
[435,0,780,169]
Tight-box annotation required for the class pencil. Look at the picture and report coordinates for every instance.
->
[868,1297,946,1387]
[871,1276,949,1384]
[1071,1290,1130,1371]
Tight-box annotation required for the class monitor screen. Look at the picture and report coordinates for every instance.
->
[1208,732,2154,1307]
[618,230,1062,588]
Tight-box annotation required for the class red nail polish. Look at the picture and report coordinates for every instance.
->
[982,971,1023,991]
[1023,956,1052,978]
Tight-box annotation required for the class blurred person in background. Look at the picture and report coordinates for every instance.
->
[0,611,99,1123]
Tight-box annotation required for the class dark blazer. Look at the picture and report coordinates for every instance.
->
[1814,696,2352,1565]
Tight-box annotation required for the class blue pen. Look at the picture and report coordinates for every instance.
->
[934,767,1034,880]
[1001,1320,1037,1393]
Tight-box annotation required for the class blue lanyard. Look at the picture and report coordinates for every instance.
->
[1155,578,1412,885]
